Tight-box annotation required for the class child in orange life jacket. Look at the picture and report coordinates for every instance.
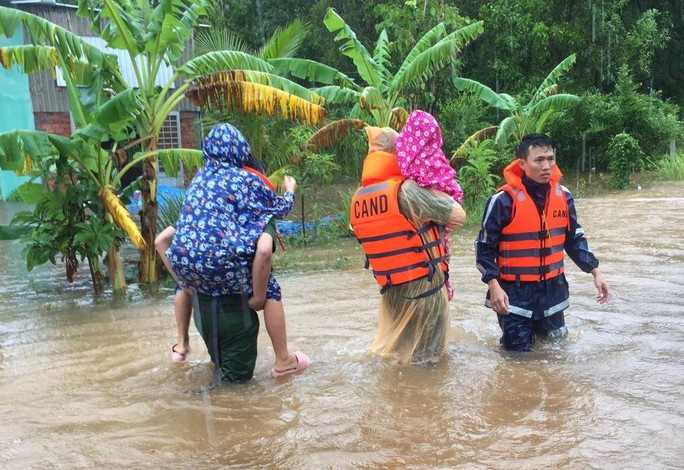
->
[155,167,309,377]
[395,110,464,300]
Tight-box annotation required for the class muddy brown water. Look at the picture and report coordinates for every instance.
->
[0,183,683,469]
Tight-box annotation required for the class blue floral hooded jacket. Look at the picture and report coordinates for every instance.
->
[167,123,294,297]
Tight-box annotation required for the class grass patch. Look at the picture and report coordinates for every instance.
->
[654,152,684,181]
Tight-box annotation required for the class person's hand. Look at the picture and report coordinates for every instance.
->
[487,279,510,315]
[248,295,266,311]
[282,175,297,194]
[591,268,611,303]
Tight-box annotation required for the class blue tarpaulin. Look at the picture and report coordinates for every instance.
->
[127,185,336,236]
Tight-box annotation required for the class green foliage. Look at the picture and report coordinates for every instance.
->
[324,186,355,238]
[2,143,126,289]
[453,54,579,152]
[458,0,675,103]
[313,8,483,128]
[607,132,643,189]
[652,152,684,181]
[157,193,185,233]
[457,139,503,223]
[548,69,683,172]
[72,219,118,256]
[437,94,492,156]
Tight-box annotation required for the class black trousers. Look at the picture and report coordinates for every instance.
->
[497,310,566,352]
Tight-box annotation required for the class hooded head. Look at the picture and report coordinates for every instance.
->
[361,126,401,186]
[202,123,252,167]
[395,110,463,204]
[366,126,399,154]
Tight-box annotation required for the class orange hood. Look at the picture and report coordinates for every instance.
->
[361,151,402,186]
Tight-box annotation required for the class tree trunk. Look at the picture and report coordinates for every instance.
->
[139,153,159,284]
[88,254,106,295]
[106,245,127,292]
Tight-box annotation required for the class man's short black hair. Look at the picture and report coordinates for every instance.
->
[516,133,556,159]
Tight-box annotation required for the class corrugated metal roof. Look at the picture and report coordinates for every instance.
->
[55,36,175,89]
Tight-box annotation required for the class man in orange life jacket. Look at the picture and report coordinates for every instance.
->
[475,133,611,352]
[350,127,466,363]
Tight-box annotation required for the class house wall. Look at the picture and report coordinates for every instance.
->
[34,112,72,137]
[19,4,199,115]
[0,30,36,200]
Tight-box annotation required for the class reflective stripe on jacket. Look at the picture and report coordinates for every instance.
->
[497,162,570,282]
[350,156,448,289]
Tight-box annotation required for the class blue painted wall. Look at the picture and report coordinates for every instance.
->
[0,31,36,200]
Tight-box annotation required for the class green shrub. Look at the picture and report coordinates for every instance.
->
[457,139,503,226]
[607,132,643,189]
[653,152,684,181]
[548,68,683,172]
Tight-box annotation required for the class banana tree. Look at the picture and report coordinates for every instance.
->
[0,1,327,284]
[451,54,579,159]
[184,19,331,167]
[257,8,483,149]
[0,88,146,292]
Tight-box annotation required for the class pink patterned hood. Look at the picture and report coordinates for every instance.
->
[395,110,463,204]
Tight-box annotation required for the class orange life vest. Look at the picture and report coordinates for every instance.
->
[350,151,449,291]
[243,166,284,250]
[243,166,275,190]
[497,160,569,282]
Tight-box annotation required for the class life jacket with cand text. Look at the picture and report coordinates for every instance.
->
[497,160,570,283]
[350,151,449,295]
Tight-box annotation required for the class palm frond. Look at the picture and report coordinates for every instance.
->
[0,45,58,75]
[499,93,521,112]
[307,119,366,151]
[526,94,579,119]
[495,116,519,146]
[451,126,499,161]
[186,78,326,126]
[193,28,249,57]
[80,0,145,56]
[259,19,311,60]
[0,6,119,81]
[390,22,483,94]
[0,130,73,174]
[191,70,325,105]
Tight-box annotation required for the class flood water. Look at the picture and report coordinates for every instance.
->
[0,183,683,469]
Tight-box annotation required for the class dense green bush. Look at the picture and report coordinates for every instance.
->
[607,132,644,189]
[457,140,503,225]
[548,68,683,172]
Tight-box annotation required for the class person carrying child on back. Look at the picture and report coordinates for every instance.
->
[350,125,466,364]
[159,123,310,382]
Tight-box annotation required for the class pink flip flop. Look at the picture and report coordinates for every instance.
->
[270,351,311,378]
[171,344,190,363]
